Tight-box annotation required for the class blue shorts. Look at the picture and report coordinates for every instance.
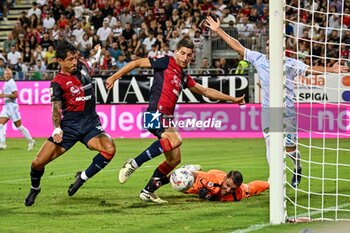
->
[48,114,105,150]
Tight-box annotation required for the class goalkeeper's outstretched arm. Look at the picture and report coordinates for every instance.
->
[306,61,349,75]
[205,16,245,56]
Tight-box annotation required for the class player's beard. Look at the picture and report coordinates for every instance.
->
[70,66,77,73]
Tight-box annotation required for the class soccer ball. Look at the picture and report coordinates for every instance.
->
[170,168,195,192]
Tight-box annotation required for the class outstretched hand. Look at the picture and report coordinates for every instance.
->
[205,16,221,32]
[233,95,246,105]
[331,61,349,73]
[105,76,116,90]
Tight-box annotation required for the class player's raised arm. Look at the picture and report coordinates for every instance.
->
[87,44,102,69]
[205,16,245,56]
[105,58,152,90]
[189,83,245,105]
[307,61,349,75]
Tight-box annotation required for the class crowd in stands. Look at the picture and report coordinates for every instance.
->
[285,0,350,67]
[0,0,348,80]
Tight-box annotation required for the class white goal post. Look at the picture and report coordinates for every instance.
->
[270,0,350,224]
[269,0,286,225]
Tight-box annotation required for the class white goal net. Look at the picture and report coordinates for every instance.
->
[283,0,350,222]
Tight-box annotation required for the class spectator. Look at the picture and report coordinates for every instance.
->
[29,14,39,29]
[45,45,56,65]
[122,22,136,42]
[7,45,22,71]
[168,30,181,51]
[28,34,38,51]
[43,12,55,31]
[40,32,54,51]
[112,20,123,37]
[235,54,250,75]
[12,21,26,41]
[33,45,45,62]
[16,34,26,53]
[46,57,59,70]
[91,8,104,31]
[236,16,255,38]
[19,11,31,29]
[109,42,122,60]
[97,19,112,45]
[31,59,46,73]
[115,54,127,70]
[221,7,236,28]
[130,34,141,54]
[142,31,157,52]
[79,34,93,58]
[214,0,228,19]
[253,0,265,16]
[160,44,174,57]
[200,57,212,74]
[22,46,33,65]
[72,21,85,44]
[219,57,230,73]
[119,8,133,27]
[147,44,160,58]
[4,32,17,55]
[57,14,69,29]
[105,13,117,28]
[28,2,42,19]
[100,50,116,71]
[73,1,85,20]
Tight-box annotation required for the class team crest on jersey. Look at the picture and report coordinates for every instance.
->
[66,81,72,86]
[171,75,180,87]
[70,86,80,94]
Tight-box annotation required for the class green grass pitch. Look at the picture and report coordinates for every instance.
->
[0,138,350,233]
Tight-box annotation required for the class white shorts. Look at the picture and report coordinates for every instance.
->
[261,107,297,148]
[0,103,21,122]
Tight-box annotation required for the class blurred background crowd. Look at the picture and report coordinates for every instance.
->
[0,0,348,80]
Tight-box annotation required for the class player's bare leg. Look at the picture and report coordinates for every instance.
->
[68,133,115,196]
[119,127,181,183]
[0,117,9,149]
[25,141,66,206]
[140,147,181,204]
[13,120,35,151]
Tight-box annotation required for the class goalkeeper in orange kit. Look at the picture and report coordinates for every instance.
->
[182,166,269,202]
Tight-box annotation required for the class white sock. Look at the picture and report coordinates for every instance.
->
[0,124,6,145]
[17,125,33,142]
[265,134,270,166]
[287,150,301,169]
[81,171,89,181]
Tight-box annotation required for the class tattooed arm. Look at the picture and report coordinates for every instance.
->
[52,100,63,143]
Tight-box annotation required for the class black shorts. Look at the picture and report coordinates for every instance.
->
[48,114,105,150]
[148,126,165,139]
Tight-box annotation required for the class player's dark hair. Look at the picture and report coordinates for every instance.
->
[56,40,77,60]
[227,170,243,186]
[176,37,194,50]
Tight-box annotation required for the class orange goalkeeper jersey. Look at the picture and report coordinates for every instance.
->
[186,169,269,202]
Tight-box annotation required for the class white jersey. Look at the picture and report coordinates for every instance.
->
[3,79,17,104]
[1,79,20,121]
[244,49,308,115]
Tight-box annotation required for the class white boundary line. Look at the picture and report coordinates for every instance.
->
[230,203,350,233]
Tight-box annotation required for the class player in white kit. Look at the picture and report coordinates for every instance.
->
[205,16,348,187]
[0,68,35,150]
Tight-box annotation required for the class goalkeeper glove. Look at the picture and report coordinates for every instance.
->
[198,188,218,201]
